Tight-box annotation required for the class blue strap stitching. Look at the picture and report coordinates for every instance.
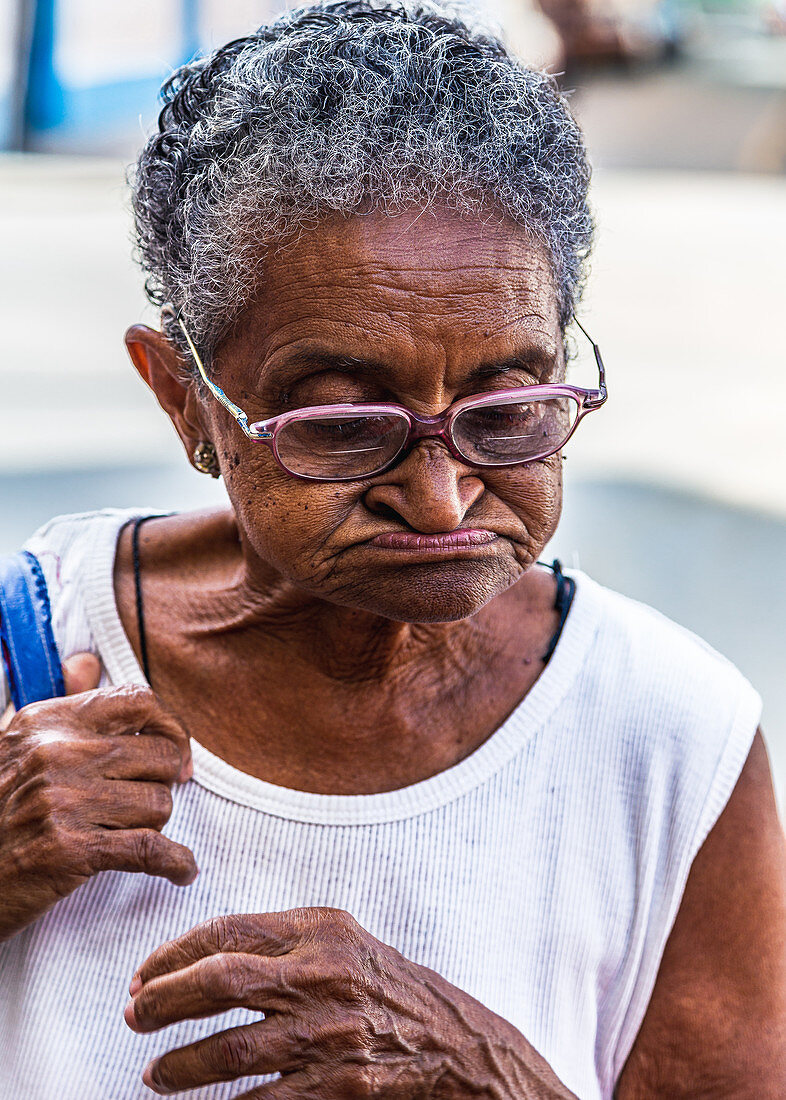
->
[21,553,61,697]
[0,552,65,708]
[0,588,25,702]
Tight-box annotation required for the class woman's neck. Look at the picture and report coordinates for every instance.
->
[115,509,560,794]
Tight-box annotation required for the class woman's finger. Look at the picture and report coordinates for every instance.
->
[102,733,185,784]
[62,652,102,696]
[141,1015,301,1094]
[130,911,304,992]
[84,780,175,830]
[1,650,99,730]
[1,653,100,731]
[88,827,198,887]
[64,684,189,745]
[126,953,293,1032]
[231,1066,347,1100]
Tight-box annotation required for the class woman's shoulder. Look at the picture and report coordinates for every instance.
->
[20,506,151,567]
[570,570,762,755]
[18,508,152,602]
[576,570,753,686]
[0,510,154,709]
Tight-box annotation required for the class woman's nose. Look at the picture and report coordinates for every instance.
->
[362,440,485,532]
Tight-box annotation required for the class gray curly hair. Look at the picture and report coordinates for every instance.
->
[131,0,593,366]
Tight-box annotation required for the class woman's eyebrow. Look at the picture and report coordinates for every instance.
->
[261,350,385,388]
[263,345,558,387]
[467,349,558,381]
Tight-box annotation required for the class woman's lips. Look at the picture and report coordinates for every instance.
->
[369,528,498,550]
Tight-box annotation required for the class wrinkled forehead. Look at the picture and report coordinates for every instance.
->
[223,207,563,374]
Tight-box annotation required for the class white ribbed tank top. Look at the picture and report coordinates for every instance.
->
[0,510,762,1100]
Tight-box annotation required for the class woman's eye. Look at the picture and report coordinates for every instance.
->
[473,406,535,425]
[308,417,370,438]
[282,368,380,408]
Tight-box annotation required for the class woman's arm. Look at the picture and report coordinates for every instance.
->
[615,729,786,1099]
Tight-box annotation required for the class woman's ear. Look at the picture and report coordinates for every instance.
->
[125,324,210,458]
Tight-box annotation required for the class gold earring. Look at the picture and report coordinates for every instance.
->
[193,441,221,478]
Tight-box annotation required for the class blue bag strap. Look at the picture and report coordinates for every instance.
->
[0,551,66,710]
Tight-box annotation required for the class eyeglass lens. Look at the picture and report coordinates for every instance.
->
[273,395,580,479]
[275,413,411,479]
[452,396,579,465]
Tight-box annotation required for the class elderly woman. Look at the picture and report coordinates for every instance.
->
[1,2,784,1098]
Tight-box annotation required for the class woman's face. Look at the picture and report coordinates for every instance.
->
[191,207,565,623]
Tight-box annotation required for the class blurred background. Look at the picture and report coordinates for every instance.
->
[1,0,785,804]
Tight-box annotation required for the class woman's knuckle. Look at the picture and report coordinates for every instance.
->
[327,908,363,945]
[114,683,152,706]
[26,740,54,776]
[324,1063,375,1100]
[12,700,48,730]
[31,783,60,822]
[356,1062,381,1097]
[136,985,162,1026]
[148,784,173,827]
[213,1028,256,1075]
[43,825,80,869]
[205,913,243,953]
[133,828,161,868]
[202,953,240,1000]
[5,837,39,879]
[156,738,181,774]
[319,905,353,927]
[310,956,366,1005]
[284,1020,314,1063]
[314,1010,360,1057]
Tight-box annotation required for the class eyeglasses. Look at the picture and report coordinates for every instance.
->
[162,306,607,482]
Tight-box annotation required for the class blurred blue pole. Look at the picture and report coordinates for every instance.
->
[182,0,201,62]
[25,0,64,136]
[5,0,33,149]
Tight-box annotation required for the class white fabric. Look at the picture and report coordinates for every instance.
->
[0,509,762,1100]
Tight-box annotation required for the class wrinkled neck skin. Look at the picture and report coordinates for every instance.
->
[119,500,561,796]
[202,515,552,686]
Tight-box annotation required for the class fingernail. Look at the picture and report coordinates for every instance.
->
[129,974,142,996]
[124,999,138,1028]
[142,1062,157,1090]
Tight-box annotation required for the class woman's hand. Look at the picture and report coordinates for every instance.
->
[0,654,197,942]
[125,908,577,1099]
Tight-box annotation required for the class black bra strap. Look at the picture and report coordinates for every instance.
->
[131,516,155,687]
[542,558,576,664]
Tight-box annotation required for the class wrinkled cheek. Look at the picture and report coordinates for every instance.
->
[488,458,563,564]
[220,449,363,583]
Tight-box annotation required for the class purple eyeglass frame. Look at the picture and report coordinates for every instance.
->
[162,305,607,482]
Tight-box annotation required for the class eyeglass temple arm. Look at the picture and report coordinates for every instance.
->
[160,305,258,437]
[572,317,607,407]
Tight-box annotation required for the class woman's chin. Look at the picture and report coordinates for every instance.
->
[324,561,521,624]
